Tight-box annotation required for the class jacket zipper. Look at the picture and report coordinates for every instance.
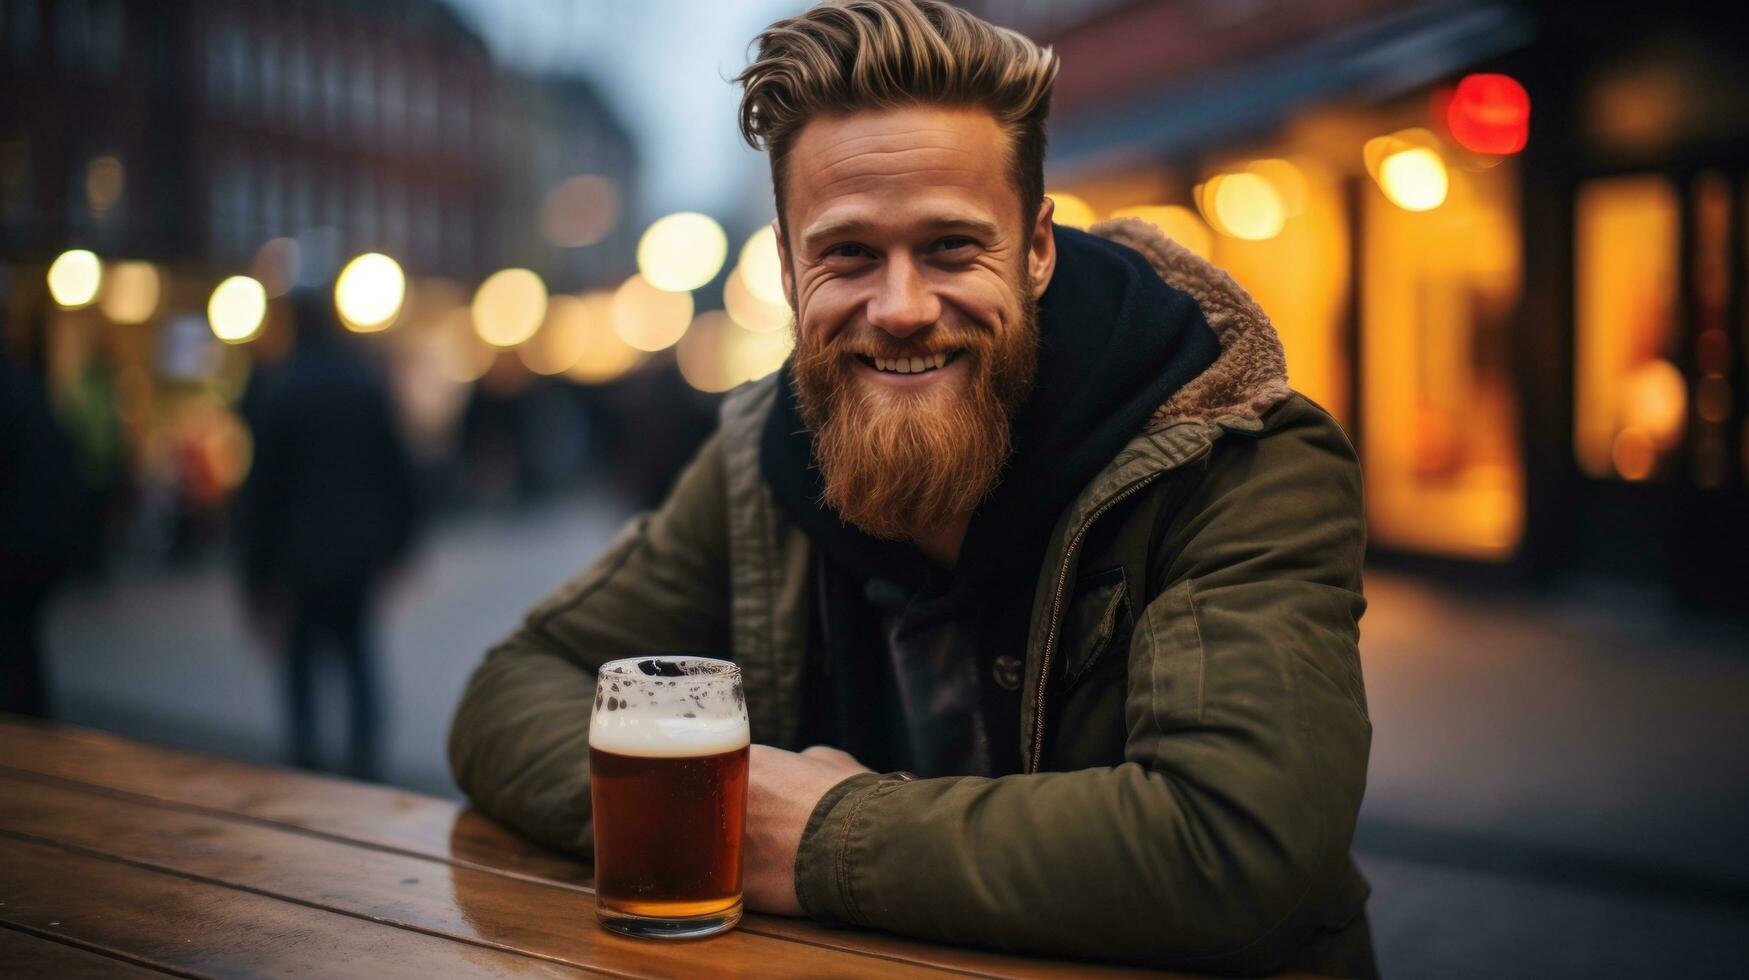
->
[1027,471,1164,773]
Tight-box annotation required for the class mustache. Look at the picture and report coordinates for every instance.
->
[819,325,990,361]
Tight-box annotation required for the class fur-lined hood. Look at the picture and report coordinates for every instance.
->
[1088,217,1291,432]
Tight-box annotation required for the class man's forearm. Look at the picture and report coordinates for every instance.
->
[449,638,598,857]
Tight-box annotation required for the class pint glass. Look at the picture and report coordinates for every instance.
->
[589,656,749,939]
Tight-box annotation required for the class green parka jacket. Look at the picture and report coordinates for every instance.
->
[449,218,1375,977]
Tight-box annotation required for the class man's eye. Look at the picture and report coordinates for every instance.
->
[935,236,975,252]
[826,243,868,260]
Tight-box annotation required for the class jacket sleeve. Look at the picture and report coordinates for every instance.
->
[793,405,1370,973]
[447,433,732,857]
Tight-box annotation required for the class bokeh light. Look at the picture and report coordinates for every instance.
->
[637,211,727,292]
[1447,73,1530,156]
[540,174,621,248]
[1378,147,1450,212]
[676,311,744,393]
[1246,158,1308,217]
[252,237,302,298]
[85,155,125,212]
[1622,358,1686,448]
[517,294,593,376]
[1612,427,1656,481]
[334,252,406,332]
[567,291,643,385]
[676,309,797,393]
[207,275,267,344]
[724,265,791,333]
[737,225,787,306]
[1211,173,1286,240]
[611,273,693,352]
[98,260,161,324]
[434,306,497,383]
[47,249,102,308]
[730,324,794,384]
[1048,192,1097,229]
[472,268,549,348]
[1109,205,1214,259]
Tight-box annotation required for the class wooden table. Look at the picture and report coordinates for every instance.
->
[0,717,1209,978]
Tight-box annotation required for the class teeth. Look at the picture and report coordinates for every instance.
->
[870,351,954,374]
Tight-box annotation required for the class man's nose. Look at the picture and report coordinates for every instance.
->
[865,256,940,339]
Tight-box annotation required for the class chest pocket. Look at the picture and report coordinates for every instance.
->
[1058,565,1134,688]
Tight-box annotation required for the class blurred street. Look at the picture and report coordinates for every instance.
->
[39,493,1749,978]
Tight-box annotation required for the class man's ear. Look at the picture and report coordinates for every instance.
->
[1028,197,1058,299]
[772,218,796,310]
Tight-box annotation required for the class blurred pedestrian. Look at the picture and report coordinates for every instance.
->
[0,334,82,718]
[235,288,420,779]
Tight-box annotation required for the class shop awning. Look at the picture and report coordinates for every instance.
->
[1047,0,1537,174]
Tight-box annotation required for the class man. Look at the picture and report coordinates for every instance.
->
[237,289,420,779]
[450,1,1374,974]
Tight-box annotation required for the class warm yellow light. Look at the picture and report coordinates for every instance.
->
[434,307,497,383]
[1621,358,1686,447]
[724,265,791,333]
[1109,205,1213,259]
[208,275,267,344]
[737,225,787,306]
[98,261,161,324]
[676,311,743,393]
[47,249,102,308]
[335,252,406,332]
[730,324,794,384]
[517,295,593,376]
[612,273,693,352]
[1378,148,1449,212]
[1246,159,1307,217]
[637,211,727,292]
[567,291,644,384]
[472,268,548,348]
[1212,173,1285,240]
[1048,192,1097,230]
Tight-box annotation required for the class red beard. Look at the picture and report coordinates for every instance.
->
[790,291,1038,541]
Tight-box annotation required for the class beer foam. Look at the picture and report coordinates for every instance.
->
[589,713,750,758]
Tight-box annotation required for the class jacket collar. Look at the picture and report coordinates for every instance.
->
[1088,217,1291,433]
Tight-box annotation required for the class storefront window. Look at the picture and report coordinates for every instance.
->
[1361,157,1523,559]
[1206,158,1352,427]
[1573,176,1681,482]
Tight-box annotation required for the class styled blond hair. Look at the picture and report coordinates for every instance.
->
[735,0,1059,224]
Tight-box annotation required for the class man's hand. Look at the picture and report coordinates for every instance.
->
[744,744,872,915]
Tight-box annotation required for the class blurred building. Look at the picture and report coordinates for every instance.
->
[0,0,641,553]
[972,0,1749,612]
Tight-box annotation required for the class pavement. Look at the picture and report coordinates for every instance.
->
[35,491,1749,978]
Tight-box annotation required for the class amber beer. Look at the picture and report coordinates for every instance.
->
[589,657,749,939]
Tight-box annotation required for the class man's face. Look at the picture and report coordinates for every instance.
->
[777,105,1057,541]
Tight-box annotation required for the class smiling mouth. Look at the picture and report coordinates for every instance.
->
[853,350,963,375]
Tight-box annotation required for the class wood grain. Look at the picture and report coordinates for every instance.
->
[0,925,178,978]
[0,719,1163,978]
[0,835,598,979]
[0,770,952,979]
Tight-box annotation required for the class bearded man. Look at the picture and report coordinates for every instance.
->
[449,1,1375,975]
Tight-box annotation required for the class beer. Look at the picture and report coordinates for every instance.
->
[589,657,749,939]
